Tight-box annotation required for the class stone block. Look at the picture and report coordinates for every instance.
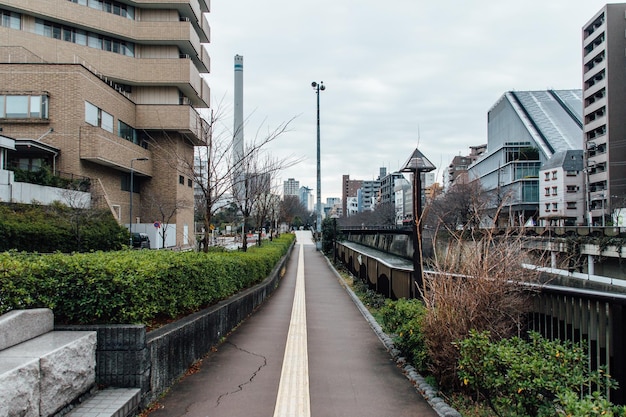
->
[0,308,54,350]
[0,357,40,417]
[0,331,96,417]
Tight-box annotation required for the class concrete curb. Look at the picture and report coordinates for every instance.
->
[324,255,462,417]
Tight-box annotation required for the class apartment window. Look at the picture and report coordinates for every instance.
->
[552,203,558,211]
[0,9,21,29]
[566,170,577,177]
[566,185,577,193]
[121,174,140,193]
[552,186,557,196]
[85,101,113,132]
[70,0,135,19]
[545,187,550,196]
[35,18,134,57]
[552,171,557,180]
[545,203,550,212]
[544,172,550,181]
[566,202,577,210]
[118,120,137,144]
[187,178,193,188]
[179,175,185,185]
[0,95,49,119]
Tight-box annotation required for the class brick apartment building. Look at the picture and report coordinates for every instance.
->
[0,0,210,248]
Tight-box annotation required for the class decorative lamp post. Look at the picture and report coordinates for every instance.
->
[129,157,149,247]
[400,148,435,299]
[312,81,325,250]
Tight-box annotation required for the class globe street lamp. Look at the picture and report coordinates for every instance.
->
[400,148,435,299]
[129,157,149,247]
[312,81,325,250]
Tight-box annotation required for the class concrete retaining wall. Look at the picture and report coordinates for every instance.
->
[57,243,293,408]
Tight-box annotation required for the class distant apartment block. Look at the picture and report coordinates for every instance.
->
[0,0,211,248]
[447,145,486,187]
[539,150,585,226]
[583,4,626,226]
[283,177,300,197]
[342,174,362,217]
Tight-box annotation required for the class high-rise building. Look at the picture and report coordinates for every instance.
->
[342,174,362,217]
[0,0,210,248]
[583,4,626,226]
[283,178,300,197]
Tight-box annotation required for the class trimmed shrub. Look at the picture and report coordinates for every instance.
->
[0,234,295,325]
[0,203,127,252]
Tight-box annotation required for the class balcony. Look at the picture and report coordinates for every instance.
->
[135,104,206,144]
[79,126,153,176]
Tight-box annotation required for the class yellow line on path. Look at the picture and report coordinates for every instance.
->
[272,243,310,417]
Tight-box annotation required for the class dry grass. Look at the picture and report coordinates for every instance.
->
[421,229,540,389]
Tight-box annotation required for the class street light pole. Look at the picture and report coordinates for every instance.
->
[129,157,149,247]
[312,81,325,251]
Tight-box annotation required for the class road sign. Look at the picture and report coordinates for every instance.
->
[154,221,161,229]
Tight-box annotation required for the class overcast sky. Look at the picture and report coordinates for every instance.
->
[205,1,608,201]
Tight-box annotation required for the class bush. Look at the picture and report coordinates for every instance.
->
[0,203,127,252]
[379,298,428,372]
[0,234,295,325]
[457,330,626,417]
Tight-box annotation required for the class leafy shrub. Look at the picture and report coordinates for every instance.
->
[379,298,428,372]
[457,330,626,417]
[0,234,295,325]
[0,203,127,252]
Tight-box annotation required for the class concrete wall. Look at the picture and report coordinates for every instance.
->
[0,170,91,207]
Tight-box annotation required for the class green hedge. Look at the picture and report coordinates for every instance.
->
[0,234,295,325]
[0,203,128,252]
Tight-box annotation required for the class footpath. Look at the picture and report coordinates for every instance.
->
[147,231,449,417]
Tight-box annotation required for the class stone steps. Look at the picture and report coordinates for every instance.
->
[66,388,141,417]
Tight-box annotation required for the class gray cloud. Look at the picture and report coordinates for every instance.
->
[206,0,606,199]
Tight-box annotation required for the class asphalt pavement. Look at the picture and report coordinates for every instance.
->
[147,231,440,417]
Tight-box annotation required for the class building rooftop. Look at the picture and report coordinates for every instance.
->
[506,90,583,156]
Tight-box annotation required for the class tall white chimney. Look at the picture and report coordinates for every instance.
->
[233,55,244,165]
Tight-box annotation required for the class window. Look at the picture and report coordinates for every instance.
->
[85,101,113,132]
[35,18,134,57]
[544,172,550,181]
[545,188,550,196]
[85,102,100,126]
[118,120,137,144]
[0,95,49,119]
[552,202,558,211]
[545,203,550,212]
[101,111,113,133]
[187,178,192,187]
[552,186,557,196]
[566,170,577,177]
[567,202,577,210]
[566,185,577,193]
[121,173,140,193]
[5,96,28,118]
[552,171,557,180]
[0,9,21,29]
[179,175,185,185]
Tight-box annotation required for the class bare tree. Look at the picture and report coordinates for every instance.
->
[280,195,310,227]
[231,134,299,251]
[145,192,191,248]
[141,99,299,252]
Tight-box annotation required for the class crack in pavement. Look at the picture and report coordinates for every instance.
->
[215,341,267,407]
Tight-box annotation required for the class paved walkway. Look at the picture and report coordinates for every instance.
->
[148,231,440,417]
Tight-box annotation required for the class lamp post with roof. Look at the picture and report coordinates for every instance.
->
[400,148,435,298]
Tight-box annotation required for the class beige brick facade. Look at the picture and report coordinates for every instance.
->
[0,0,210,249]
